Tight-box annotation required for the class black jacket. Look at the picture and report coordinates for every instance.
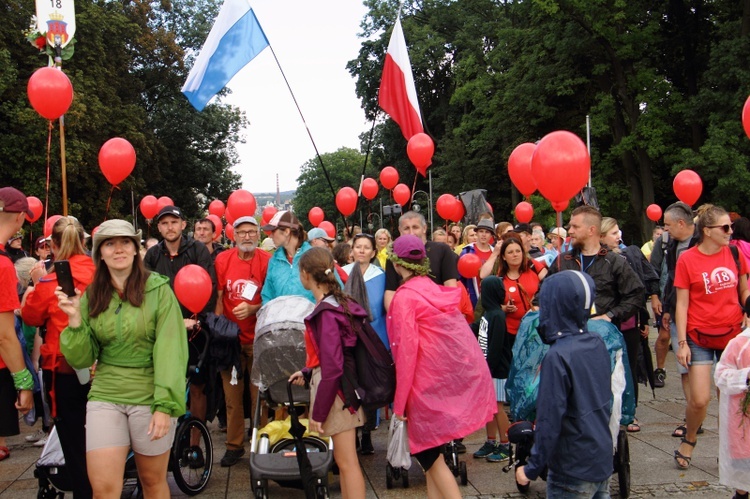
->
[143,236,217,317]
[547,244,644,325]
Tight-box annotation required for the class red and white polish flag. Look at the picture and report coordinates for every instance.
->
[379,17,424,140]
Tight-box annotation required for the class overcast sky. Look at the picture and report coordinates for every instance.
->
[221,0,372,193]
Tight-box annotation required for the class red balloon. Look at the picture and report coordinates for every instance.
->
[26,196,43,223]
[508,142,537,197]
[208,199,225,217]
[457,253,482,279]
[407,133,435,177]
[436,194,459,221]
[27,67,73,120]
[531,131,590,204]
[673,169,702,206]
[551,200,569,212]
[380,166,399,190]
[227,189,257,218]
[318,221,335,238]
[361,178,379,201]
[515,201,534,223]
[486,201,493,214]
[224,207,236,225]
[261,206,278,225]
[44,215,62,238]
[308,207,324,227]
[743,95,750,140]
[174,264,212,314]
[157,196,173,212]
[336,187,358,217]
[139,195,159,220]
[646,204,662,222]
[451,201,466,223]
[393,184,411,206]
[206,214,223,239]
[99,138,136,186]
[225,223,234,241]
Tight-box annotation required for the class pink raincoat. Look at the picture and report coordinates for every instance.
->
[714,328,750,491]
[387,276,496,454]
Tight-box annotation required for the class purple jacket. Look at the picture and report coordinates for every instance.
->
[303,296,366,422]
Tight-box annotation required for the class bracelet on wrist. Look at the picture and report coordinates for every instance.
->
[11,368,34,391]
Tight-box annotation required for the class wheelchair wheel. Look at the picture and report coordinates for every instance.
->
[459,461,468,486]
[616,429,630,499]
[171,417,213,495]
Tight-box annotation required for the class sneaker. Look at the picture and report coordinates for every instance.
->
[33,435,48,447]
[25,429,46,443]
[654,368,666,388]
[486,443,510,463]
[473,441,497,459]
[453,441,467,454]
[220,448,245,467]
[359,433,374,455]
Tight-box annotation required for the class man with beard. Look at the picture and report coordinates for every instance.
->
[194,218,225,261]
[213,216,270,467]
[547,206,643,325]
[144,205,217,431]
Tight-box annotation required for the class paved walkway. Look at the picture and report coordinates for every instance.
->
[0,328,736,497]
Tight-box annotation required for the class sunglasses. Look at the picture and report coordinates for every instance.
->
[706,224,731,233]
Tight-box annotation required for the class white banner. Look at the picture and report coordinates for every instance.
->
[36,0,76,48]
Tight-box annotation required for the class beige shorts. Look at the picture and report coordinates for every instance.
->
[309,367,363,436]
[86,401,177,456]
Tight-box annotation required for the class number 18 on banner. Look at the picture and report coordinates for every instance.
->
[35,0,76,49]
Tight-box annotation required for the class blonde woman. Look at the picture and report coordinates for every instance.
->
[374,228,391,269]
[455,224,477,255]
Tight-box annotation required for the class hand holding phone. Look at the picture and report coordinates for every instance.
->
[54,260,76,297]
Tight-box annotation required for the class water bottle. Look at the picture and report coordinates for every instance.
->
[258,433,270,454]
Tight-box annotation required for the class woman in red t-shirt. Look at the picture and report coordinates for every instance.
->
[496,237,540,335]
[673,205,750,470]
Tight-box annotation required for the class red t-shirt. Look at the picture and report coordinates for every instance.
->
[214,247,271,344]
[674,245,747,331]
[0,244,21,369]
[503,268,540,335]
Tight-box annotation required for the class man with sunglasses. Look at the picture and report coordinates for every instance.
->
[658,201,699,437]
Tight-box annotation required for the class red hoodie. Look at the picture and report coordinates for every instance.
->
[22,254,96,373]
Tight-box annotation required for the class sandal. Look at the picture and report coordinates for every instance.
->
[627,421,641,433]
[0,446,8,461]
[672,423,704,438]
[674,438,696,470]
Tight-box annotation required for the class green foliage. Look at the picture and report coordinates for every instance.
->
[0,0,242,237]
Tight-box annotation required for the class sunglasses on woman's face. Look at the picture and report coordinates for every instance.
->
[706,224,731,233]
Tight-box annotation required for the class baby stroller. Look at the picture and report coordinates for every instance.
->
[504,311,634,498]
[35,426,71,499]
[249,296,334,499]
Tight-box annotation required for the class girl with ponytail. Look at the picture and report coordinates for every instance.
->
[289,247,366,499]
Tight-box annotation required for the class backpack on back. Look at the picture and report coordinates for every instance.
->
[344,316,396,411]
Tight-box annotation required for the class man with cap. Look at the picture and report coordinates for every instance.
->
[213,216,271,466]
[458,218,495,308]
[35,236,51,262]
[144,205,217,430]
[194,217,225,261]
[308,227,334,249]
[384,211,459,311]
[6,230,29,263]
[0,187,35,460]
[547,227,571,255]
[512,223,545,259]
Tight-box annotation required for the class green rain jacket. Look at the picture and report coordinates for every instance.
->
[60,273,188,417]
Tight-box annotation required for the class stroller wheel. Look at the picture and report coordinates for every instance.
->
[385,463,394,489]
[516,479,530,494]
[171,417,213,496]
[315,485,330,499]
[616,430,630,498]
[402,467,409,488]
[459,461,468,486]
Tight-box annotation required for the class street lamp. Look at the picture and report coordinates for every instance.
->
[411,190,432,231]
[367,212,382,231]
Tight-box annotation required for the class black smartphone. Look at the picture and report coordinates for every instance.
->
[54,260,76,297]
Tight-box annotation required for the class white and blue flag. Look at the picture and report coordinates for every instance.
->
[182,0,269,111]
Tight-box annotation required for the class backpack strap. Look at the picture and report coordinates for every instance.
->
[729,244,743,275]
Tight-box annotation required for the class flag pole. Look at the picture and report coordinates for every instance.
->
[54,47,68,216]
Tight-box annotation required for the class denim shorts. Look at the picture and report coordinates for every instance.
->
[546,469,611,498]
[685,336,723,366]
[669,322,689,375]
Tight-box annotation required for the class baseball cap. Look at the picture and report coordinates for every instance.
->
[35,236,48,249]
[308,227,334,242]
[0,187,32,216]
[92,219,142,261]
[392,234,426,260]
[261,210,300,231]
[548,227,567,238]
[155,205,185,222]
[233,216,259,228]
[476,219,495,233]
[512,223,533,235]
[10,231,23,241]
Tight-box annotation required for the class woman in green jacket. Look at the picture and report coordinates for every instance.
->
[56,219,187,499]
